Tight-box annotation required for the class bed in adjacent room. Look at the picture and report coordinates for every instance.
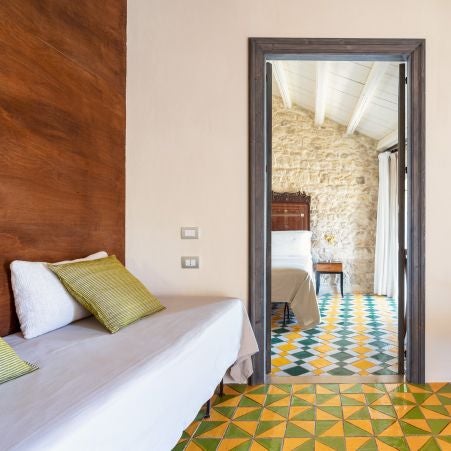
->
[271,191,320,330]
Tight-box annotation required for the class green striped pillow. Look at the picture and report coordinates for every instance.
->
[0,338,38,384]
[48,256,165,333]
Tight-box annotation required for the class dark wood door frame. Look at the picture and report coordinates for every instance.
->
[249,38,425,384]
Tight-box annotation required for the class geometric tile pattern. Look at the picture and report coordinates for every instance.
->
[271,293,398,377]
[174,383,451,450]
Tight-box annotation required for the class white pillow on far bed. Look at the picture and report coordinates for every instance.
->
[272,230,312,258]
[11,251,107,339]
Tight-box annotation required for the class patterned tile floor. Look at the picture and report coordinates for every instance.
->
[271,293,398,377]
[174,383,451,450]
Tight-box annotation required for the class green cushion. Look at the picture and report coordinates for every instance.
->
[48,256,165,333]
[0,337,38,384]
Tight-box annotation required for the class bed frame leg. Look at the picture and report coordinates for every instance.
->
[204,399,211,419]
[283,302,288,327]
[219,379,224,397]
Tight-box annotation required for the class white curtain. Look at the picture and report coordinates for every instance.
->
[374,152,398,298]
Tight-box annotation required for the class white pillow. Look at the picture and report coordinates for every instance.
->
[11,251,108,339]
[272,230,312,258]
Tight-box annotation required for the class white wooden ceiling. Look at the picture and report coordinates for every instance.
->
[270,60,400,150]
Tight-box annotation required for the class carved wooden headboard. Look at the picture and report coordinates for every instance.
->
[271,191,311,231]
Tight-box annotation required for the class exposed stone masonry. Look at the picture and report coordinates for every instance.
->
[272,96,378,293]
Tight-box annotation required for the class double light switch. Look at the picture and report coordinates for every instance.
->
[181,227,199,239]
[181,227,199,269]
[181,256,199,269]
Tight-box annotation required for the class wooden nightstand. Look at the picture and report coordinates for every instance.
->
[314,262,344,297]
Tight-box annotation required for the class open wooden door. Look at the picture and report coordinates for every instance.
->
[398,63,407,375]
[265,62,272,375]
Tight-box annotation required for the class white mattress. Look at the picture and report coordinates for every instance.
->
[1,296,255,451]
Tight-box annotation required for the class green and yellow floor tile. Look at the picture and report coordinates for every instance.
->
[174,383,451,450]
[271,293,398,377]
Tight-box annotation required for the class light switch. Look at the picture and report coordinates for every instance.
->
[181,227,199,239]
[181,256,199,269]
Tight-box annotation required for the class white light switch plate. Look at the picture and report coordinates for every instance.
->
[181,227,199,239]
[181,256,199,269]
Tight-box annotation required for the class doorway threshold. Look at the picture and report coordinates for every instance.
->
[270,374,404,384]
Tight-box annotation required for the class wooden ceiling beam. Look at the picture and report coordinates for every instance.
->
[346,62,390,135]
[272,61,292,109]
[315,61,329,126]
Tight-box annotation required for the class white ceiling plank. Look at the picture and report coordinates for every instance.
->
[270,60,399,140]
[271,61,292,109]
[358,123,390,141]
[346,62,390,135]
[327,76,363,97]
[315,61,329,126]
[284,60,316,78]
[331,61,371,84]
[287,79,316,92]
[377,129,398,150]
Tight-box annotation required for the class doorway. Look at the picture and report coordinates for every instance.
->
[269,60,403,381]
[249,38,425,385]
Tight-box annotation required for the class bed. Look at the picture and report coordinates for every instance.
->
[271,191,320,329]
[0,295,258,451]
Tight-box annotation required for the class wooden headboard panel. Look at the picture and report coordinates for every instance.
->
[0,1,126,336]
[271,191,311,231]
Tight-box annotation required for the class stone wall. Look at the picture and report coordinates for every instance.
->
[272,96,379,293]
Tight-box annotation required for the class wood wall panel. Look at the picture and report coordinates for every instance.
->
[0,1,126,335]
[0,1,125,90]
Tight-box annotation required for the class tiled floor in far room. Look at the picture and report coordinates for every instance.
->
[174,383,451,450]
[271,293,398,377]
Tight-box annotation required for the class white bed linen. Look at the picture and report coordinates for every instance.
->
[272,256,320,330]
[271,230,312,258]
[0,296,258,451]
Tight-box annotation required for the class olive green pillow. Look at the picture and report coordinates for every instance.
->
[0,337,38,385]
[48,256,165,333]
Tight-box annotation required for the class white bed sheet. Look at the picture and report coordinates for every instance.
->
[271,256,320,330]
[272,255,314,278]
[0,296,257,451]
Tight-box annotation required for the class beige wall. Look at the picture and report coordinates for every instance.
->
[272,96,379,293]
[126,0,451,381]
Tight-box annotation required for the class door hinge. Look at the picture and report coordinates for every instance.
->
[405,76,408,85]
